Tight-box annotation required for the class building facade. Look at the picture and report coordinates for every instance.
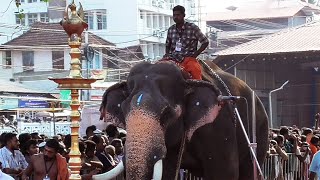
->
[0,0,198,61]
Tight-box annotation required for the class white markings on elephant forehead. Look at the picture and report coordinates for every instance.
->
[117,104,121,107]
[187,104,222,141]
[125,108,166,179]
[145,75,148,79]
[196,102,200,106]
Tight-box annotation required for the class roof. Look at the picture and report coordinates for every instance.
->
[0,80,47,93]
[205,1,320,21]
[215,21,320,56]
[118,45,145,59]
[3,22,115,48]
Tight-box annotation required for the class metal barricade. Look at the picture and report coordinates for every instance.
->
[100,153,310,180]
[263,153,310,180]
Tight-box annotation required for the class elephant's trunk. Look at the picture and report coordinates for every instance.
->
[126,108,166,180]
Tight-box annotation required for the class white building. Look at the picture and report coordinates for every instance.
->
[0,0,198,60]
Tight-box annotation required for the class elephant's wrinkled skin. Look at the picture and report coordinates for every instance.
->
[99,60,269,180]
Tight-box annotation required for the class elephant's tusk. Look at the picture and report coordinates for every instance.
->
[92,161,124,180]
[152,159,163,180]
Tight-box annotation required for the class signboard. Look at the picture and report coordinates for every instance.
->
[0,98,18,110]
[18,97,48,108]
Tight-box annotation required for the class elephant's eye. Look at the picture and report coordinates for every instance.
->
[196,102,200,106]
[117,104,121,107]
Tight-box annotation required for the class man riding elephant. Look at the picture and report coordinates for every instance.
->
[163,5,209,80]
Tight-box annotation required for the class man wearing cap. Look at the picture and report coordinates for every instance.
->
[22,139,69,180]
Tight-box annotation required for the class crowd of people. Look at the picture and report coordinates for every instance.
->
[0,124,125,180]
[267,126,320,179]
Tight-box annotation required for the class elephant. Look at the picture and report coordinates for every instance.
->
[95,60,269,180]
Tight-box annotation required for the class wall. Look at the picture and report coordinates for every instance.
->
[34,50,52,71]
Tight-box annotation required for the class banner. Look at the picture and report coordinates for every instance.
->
[18,98,48,108]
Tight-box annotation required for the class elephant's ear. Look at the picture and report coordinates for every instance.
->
[184,79,221,98]
[184,80,222,140]
[99,81,129,121]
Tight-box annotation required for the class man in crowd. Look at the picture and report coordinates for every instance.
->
[111,138,124,164]
[22,139,69,180]
[92,134,113,172]
[164,5,209,80]
[0,132,28,179]
[310,150,320,179]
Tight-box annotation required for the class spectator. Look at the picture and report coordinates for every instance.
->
[22,139,69,180]
[310,136,319,156]
[81,140,102,175]
[111,138,124,164]
[92,135,113,172]
[23,140,39,164]
[309,151,320,179]
[0,133,28,179]
[18,133,31,156]
[85,125,97,139]
[105,124,119,142]
[279,126,294,153]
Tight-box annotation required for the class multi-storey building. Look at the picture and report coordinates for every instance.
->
[0,0,197,60]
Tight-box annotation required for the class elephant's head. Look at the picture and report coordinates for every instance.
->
[99,81,128,129]
[97,62,222,180]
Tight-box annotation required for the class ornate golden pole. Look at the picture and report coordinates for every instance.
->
[49,1,98,179]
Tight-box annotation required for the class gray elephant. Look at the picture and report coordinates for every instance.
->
[95,60,269,180]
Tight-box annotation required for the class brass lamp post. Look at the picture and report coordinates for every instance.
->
[49,1,98,179]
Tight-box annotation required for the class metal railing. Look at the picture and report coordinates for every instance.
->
[102,153,311,180]
[263,153,310,180]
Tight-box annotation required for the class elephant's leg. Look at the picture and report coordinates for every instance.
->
[201,146,239,180]
[162,149,180,180]
[189,121,239,180]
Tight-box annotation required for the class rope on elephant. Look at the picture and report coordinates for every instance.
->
[175,131,187,180]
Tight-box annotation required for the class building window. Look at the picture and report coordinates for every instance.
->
[28,13,38,25]
[17,0,25,3]
[94,52,101,69]
[97,14,107,30]
[28,0,37,2]
[3,51,12,69]
[15,14,25,26]
[52,51,64,69]
[22,51,34,72]
[84,11,94,30]
[40,13,48,22]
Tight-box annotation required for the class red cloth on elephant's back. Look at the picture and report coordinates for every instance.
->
[159,57,202,80]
